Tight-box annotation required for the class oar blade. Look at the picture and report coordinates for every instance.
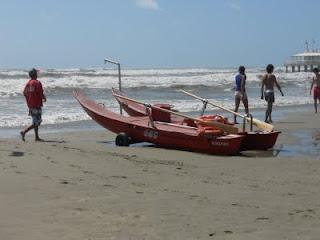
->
[250,118,274,132]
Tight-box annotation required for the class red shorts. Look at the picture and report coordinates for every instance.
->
[314,87,320,99]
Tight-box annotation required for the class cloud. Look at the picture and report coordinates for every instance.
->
[228,1,241,11]
[41,9,62,21]
[136,0,159,10]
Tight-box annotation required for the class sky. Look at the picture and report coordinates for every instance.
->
[0,0,319,69]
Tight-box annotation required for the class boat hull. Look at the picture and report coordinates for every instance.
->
[239,131,281,150]
[112,89,280,150]
[74,90,244,155]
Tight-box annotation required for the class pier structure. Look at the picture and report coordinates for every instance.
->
[285,52,320,73]
[285,40,320,72]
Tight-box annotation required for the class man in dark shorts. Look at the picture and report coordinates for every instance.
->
[310,67,320,113]
[261,64,284,123]
[20,68,47,141]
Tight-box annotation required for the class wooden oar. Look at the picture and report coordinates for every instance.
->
[113,93,239,134]
[179,89,274,132]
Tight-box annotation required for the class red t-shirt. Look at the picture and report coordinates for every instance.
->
[23,79,44,108]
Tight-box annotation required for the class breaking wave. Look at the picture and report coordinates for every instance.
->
[0,67,315,127]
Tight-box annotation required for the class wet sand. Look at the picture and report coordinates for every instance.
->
[0,112,319,239]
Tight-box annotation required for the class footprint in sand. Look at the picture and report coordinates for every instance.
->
[74,207,87,212]
[59,179,69,185]
[255,217,269,221]
[111,175,127,179]
[82,170,94,174]
[9,151,25,157]
[289,209,316,218]
[69,164,81,169]
[131,181,146,187]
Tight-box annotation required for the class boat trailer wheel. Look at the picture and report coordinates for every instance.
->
[115,133,131,146]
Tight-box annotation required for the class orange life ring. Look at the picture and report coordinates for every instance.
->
[212,115,225,123]
[196,114,226,128]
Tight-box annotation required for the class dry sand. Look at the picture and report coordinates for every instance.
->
[0,112,319,240]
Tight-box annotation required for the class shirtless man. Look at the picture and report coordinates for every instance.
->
[261,64,284,123]
[310,68,320,113]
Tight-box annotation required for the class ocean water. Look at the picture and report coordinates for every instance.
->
[0,67,315,129]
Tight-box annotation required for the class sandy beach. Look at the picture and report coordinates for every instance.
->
[0,111,319,240]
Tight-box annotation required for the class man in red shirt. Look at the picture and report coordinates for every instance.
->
[20,68,47,141]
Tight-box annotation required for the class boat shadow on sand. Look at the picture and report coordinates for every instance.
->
[242,129,320,158]
[99,139,282,158]
[98,134,319,159]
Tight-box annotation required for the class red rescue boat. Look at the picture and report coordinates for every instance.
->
[112,88,186,124]
[112,88,280,151]
[74,90,245,155]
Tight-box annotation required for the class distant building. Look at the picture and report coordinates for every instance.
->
[285,41,320,72]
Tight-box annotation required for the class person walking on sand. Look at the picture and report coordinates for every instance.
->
[20,68,46,141]
[261,64,284,123]
[310,67,320,113]
[234,66,249,124]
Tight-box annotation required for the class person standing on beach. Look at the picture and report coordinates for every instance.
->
[310,67,320,113]
[261,64,284,123]
[234,66,249,124]
[20,68,46,141]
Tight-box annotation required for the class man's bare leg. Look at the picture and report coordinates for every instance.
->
[20,131,25,141]
[234,98,240,124]
[20,125,35,141]
[243,98,249,115]
[268,103,273,123]
[265,102,273,123]
[34,126,43,141]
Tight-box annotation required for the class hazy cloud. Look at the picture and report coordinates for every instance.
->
[228,1,241,11]
[136,0,159,10]
[41,9,62,21]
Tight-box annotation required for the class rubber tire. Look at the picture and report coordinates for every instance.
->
[115,133,130,146]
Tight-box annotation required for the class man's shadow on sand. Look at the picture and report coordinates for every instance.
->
[35,139,67,144]
[276,121,305,124]
[241,147,282,158]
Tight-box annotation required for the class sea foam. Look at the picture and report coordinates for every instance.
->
[0,67,315,127]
